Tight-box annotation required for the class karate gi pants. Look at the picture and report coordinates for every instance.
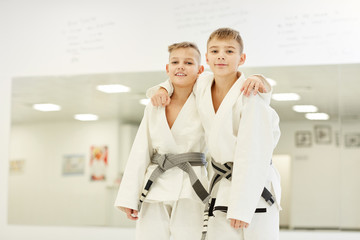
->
[207,204,279,240]
[136,198,204,240]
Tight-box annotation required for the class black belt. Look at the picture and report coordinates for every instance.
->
[201,158,275,240]
[209,158,275,209]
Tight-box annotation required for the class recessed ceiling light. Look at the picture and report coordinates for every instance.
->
[33,103,61,112]
[74,114,99,121]
[266,78,277,86]
[292,105,318,113]
[140,98,150,106]
[305,113,329,120]
[272,93,300,101]
[96,84,130,93]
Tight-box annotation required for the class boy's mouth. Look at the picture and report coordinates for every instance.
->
[215,64,227,67]
[175,73,186,76]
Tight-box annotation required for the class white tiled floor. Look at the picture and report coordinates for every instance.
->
[1,226,360,240]
[280,230,360,240]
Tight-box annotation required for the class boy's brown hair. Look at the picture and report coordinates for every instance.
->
[207,28,244,54]
[168,42,201,63]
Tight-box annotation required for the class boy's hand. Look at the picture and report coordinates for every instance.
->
[241,75,267,97]
[120,207,139,220]
[230,218,249,229]
[151,88,171,107]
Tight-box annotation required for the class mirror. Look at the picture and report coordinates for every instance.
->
[8,64,360,230]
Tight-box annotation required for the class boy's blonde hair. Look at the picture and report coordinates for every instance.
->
[207,28,244,54]
[168,42,201,63]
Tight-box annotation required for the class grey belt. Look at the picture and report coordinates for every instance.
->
[138,151,210,211]
[201,158,275,240]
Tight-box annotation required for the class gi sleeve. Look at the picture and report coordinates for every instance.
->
[114,105,153,211]
[146,79,174,98]
[227,94,279,224]
[145,71,214,99]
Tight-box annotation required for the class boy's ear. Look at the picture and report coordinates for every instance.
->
[205,53,209,64]
[166,64,170,73]
[198,65,204,75]
[239,53,246,66]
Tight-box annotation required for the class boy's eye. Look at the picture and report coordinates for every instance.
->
[186,62,193,65]
[227,50,234,53]
[171,61,178,64]
[211,50,218,53]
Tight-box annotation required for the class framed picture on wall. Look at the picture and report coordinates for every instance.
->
[62,154,85,175]
[344,133,360,148]
[295,131,312,147]
[90,145,108,181]
[314,125,332,144]
[9,159,25,174]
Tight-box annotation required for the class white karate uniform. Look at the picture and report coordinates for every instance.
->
[149,72,281,240]
[114,92,208,240]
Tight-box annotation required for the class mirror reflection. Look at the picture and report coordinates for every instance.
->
[9,64,360,230]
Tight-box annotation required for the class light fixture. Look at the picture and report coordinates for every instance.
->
[140,98,150,106]
[74,114,99,121]
[33,103,61,112]
[96,84,130,93]
[305,113,329,120]
[292,105,318,113]
[266,78,277,86]
[272,93,300,101]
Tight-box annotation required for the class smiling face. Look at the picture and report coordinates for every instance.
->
[166,47,204,88]
[206,37,246,78]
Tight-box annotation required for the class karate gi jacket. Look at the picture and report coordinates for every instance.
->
[147,71,281,224]
[114,92,208,211]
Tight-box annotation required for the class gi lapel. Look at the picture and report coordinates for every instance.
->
[208,73,246,155]
[159,106,178,151]
[163,92,195,149]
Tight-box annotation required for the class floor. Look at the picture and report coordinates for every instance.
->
[279,230,360,240]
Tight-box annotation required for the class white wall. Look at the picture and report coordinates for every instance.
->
[274,121,360,229]
[1,0,360,239]
[8,120,119,226]
[7,118,139,228]
[339,122,360,229]
[272,154,292,228]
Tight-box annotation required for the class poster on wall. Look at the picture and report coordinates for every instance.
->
[314,125,332,144]
[344,133,360,148]
[9,159,25,174]
[62,155,85,175]
[295,131,312,147]
[90,145,108,181]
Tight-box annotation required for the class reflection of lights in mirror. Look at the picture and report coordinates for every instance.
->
[272,93,301,101]
[96,84,131,93]
[74,114,99,121]
[139,98,150,106]
[305,112,330,120]
[33,103,61,112]
[292,105,318,113]
[266,78,277,86]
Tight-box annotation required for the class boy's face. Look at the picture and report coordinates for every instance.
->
[206,38,246,78]
[166,48,204,88]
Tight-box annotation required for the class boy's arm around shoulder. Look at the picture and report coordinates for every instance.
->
[146,79,173,106]
[114,104,153,211]
[145,71,213,107]
[241,74,273,105]
[146,71,214,97]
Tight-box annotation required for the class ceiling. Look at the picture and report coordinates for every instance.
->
[11,64,360,125]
